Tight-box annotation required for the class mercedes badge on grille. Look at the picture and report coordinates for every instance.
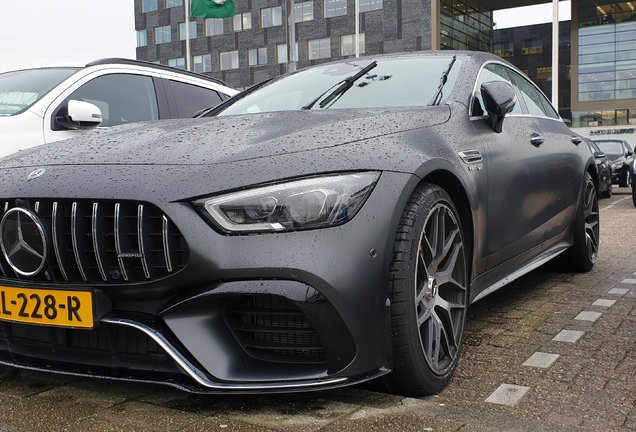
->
[0,208,48,276]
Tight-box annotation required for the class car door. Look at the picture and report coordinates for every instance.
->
[470,62,550,271]
[507,69,584,239]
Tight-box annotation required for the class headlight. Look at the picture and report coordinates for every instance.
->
[195,172,380,233]
[611,161,622,170]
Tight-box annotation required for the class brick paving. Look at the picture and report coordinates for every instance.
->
[0,188,633,431]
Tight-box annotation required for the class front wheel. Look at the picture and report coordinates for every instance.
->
[632,179,636,207]
[384,184,468,397]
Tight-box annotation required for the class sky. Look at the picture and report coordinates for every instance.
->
[0,0,571,74]
[0,0,136,73]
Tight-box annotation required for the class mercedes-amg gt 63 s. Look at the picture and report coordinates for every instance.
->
[0,51,599,396]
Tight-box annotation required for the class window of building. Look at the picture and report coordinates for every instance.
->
[578,21,636,103]
[168,58,186,70]
[262,6,282,28]
[521,38,543,55]
[276,44,288,64]
[572,109,636,127]
[440,0,493,52]
[324,0,347,18]
[193,54,212,72]
[559,34,571,50]
[535,67,552,82]
[179,21,197,40]
[248,47,268,66]
[136,30,147,47]
[154,25,171,44]
[220,50,239,70]
[341,33,365,56]
[205,18,224,36]
[142,0,158,13]
[493,42,513,57]
[233,12,252,31]
[360,0,382,12]
[308,38,331,60]
[166,0,183,7]
[294,1,314,22]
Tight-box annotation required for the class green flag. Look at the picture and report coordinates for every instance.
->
[191,0,236,18]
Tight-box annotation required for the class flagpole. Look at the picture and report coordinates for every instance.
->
[287,0,297,72]
[355,0,359,57]
[185,0,192,71]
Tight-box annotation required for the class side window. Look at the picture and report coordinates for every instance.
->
[471,63,522,117]
[65,74,159,126]
[508,70,559,119]
[169,80,223,117]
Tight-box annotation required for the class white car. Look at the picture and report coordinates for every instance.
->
[0,58,238,158]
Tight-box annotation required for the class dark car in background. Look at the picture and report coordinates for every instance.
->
[593,139,635,187]
[585,138,612,198]
[0,51,599,397]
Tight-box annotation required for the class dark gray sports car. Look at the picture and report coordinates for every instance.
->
[0,51,599,397]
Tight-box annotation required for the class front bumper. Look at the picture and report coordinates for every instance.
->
[0,171,415,393]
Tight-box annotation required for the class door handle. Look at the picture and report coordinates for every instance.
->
[571,135,582,145]
[531,133,545,146]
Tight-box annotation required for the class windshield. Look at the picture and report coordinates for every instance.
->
[217,56,461,116]
[0,68,79,116]
[595,140,625,155]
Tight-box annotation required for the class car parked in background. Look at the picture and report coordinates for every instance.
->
[632,158,636,206]
[585,138,612,198]
[0,51,598,397]
[0,58,237,158]
[593,139,635,187]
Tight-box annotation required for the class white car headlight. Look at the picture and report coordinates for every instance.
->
[195,172,380,233]
[611,161,622,170]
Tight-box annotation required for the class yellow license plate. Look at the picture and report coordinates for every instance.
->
[0,286,93,329]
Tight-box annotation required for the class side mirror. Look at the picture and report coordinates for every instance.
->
[594,150,606,159]
[56,100,103,130]
[481,81,516,133]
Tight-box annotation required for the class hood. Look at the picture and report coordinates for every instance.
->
[1,107,450,168]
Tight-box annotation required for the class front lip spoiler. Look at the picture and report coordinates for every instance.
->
[100,316,352,392]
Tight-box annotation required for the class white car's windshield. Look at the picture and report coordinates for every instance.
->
[0,68,79,116]
[217,56,461,116]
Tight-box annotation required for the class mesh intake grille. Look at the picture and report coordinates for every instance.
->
[0,199,188,284]
[225,295,327,364]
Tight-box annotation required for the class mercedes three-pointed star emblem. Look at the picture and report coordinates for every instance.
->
[0,208,48,276]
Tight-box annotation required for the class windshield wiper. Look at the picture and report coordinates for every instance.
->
[427,56,457,106]
[301,61,378,110]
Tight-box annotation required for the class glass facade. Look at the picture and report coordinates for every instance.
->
[440,0,492,51]
[578,21,636,102]
[572,108,636,127]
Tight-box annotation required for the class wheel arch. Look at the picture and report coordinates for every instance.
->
[422,169,475,288]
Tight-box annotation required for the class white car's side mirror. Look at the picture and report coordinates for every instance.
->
[57,100,103,130]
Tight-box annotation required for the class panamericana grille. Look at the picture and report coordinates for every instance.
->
[0,199,188,284]
[224,295,327,364]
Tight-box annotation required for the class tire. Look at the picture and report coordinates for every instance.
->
[383,184,468,397]
[560,172,599,272]
[621,168,630,188]
[632,180,636,207]
[600,182,612,199]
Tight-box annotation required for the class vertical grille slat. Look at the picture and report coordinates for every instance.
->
[71,202,88,282]
[114,203,129,282]
[137,204,151,280]
[0,199,188,284]
[92,203,108,282]
[162,216,173,273]
[51,202,69,281]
